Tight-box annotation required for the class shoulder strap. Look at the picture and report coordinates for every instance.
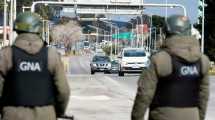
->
[152,50,172,77]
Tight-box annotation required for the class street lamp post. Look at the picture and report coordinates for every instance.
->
[42,20,50,44]
[111,24,118,55]
[136,17,140,48]
[201,0,205,53]
[154,28,157,50]
[3,0,8,46]
[127,21,134,47]
[149,15,153,52]
[7,0,17,45]
[111,25,119,55]
[140,13,144,48]
[9,0,14,45]
[112,24,119,55]
[165,0,168,21]
[110,24,113,57]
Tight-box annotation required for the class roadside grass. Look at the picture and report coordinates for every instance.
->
[209,68,215,75]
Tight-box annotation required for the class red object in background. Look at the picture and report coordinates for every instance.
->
[136,24,148,34]
[143,24,148,33]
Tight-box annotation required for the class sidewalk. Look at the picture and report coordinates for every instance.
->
[206,76,215,120]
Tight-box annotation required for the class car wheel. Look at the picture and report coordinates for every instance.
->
[118,71,124,76]
[91,70,95,75]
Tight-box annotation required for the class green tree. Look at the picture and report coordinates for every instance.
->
[102,44,117,56]
[151,15,165,28]
[0,0,4,12]
[16,0,58,19]
[204,0,215,61]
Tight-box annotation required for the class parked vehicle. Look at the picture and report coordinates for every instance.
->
[118,48,150,76]
[83,41,90,49]
[90,55,111,74]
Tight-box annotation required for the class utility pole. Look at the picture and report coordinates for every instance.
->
[8,0,17,45]
[110,24,113,57]
[127,21,133,47]
[201,0,205,53]
[198,0,206,53]
[114,25,117,55]
[140,0,143,48]
[47,21,50,45]
[3,0,8,46]
[154,28,157,50]
[136,17,139,48]
[149,15,153,53]
[42,20,50,44]
[165,0,168,21]
[9,0,14,45]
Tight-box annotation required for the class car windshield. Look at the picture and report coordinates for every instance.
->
[124,50,146,57]
[93,56,110,62]
[111,60,118,65]
[84,41,89,46]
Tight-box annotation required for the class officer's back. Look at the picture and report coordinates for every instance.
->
[131,15,210,120]
[0,12,70,120]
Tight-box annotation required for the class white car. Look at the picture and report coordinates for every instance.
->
[118,48,150,76]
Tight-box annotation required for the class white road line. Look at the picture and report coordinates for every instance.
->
[66,74,104,77]
[70,95,111,100]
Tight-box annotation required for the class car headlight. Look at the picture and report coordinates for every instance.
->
[107,63,111,68]
[122,61,128,66]
[93,63,97,67]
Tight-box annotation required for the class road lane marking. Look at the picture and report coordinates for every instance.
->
[70,95,111,100]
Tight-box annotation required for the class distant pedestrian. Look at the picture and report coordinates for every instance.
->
[0,12,70,120]
[131,15,210,120]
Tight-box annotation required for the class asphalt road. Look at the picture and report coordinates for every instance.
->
[67,55,215,120]
[69,55,139,96]
[69,55,91,74]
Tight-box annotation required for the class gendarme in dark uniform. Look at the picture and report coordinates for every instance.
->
[131,15,210,120]
[0,12,70,120]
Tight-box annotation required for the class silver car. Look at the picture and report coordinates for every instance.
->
[90,55,111,74]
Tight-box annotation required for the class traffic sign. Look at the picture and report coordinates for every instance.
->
[112,32,135,40]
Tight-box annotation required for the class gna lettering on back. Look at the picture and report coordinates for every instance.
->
[19,61,41,72]
[180,66,199,76]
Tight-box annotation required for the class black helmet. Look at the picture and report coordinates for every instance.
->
[165,15,191,36]
[14,12,42,33]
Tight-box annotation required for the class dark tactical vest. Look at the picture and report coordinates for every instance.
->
[150,55,202,109]
[2,46,56,107]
